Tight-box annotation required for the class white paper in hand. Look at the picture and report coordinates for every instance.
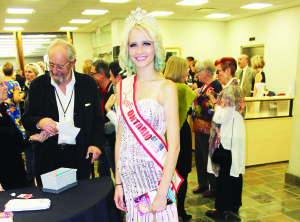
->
[56,121,80,138]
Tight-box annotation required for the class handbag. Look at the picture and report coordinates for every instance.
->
[192,117,211,135]
[211,116,234,165]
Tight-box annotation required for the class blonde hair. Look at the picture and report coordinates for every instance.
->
[251,55,265,69]
[164,55,188,83]
[119,23,165,74]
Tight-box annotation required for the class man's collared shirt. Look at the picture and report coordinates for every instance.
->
[51,70,76,145]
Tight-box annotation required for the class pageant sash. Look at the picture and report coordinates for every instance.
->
[120,75,183,193]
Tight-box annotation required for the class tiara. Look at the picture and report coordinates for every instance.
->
[125,7,158,28]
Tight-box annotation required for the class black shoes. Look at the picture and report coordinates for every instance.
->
[206,210,227,219]
[178,209,192,221]
[192,186,208,194]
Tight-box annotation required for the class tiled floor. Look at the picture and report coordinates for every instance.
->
[182,153,300,222]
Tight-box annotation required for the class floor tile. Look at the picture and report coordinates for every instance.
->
[244,178,267,186]
[283,209,300,221]
[255,170,277,176]
[244,172,264,179]
[238,207,267,220]
[260,213,297,222]
[287,187,300,195]
[268,190,298,200]
[242,197,262,208]
[254,202,287,215]
[263,182,291,191]
[260,175,284,183]
[275,198,300,210]
[245,185,274,195]
[250,193,281,204]
[186,195,213,206]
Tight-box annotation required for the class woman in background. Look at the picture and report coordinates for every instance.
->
[164,55,196,220]
[2,61,25,134]
[0,78,48,191]
[114,7,182,222]
[205,57,246,219]
[251,55,266,97]
[192,59,222,198]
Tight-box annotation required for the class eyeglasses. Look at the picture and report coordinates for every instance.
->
[47,61,71,70]
[91,72,98,75]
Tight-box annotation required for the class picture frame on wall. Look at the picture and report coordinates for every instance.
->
[165,47,181,62]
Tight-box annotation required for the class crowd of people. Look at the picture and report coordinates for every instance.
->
[0,6,270,222]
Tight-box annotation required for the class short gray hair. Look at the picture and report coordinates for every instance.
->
[195,59,216,77]
[47,39,76,62]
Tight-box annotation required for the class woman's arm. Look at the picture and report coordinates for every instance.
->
[152,81,180,213]
[113,83,126,212]
[13,85,25,103]
[0,183,4,191]
[253,72,263,97]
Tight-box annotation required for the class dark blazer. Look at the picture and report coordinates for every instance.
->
[15,74,26,88]
[235,66,257,97]
[22,72,105,184]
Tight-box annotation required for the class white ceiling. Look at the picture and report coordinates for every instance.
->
[1,0,300,58]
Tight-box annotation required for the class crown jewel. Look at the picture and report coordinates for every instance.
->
[125,7,158,28]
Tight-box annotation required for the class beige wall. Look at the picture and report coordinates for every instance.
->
[226,6,300,94]
[72,32,93,72]
[288,32,300,177]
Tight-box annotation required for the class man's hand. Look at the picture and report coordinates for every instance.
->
[37,118,58,135]
[4,99,12,106]
[86,146,101,163]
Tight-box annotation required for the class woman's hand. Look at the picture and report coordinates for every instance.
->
[114,185,127,211]
[105,94,116,112]
[151,193,167,213]
[30,131,50,143]
[4,99,11,106]
[206,87,215,99]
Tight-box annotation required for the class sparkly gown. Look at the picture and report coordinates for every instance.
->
[117,99,178,222]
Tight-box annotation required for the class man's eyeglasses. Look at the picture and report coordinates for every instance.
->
[47,61,71,70]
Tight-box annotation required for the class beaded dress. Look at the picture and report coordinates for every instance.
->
[117,99,178,222]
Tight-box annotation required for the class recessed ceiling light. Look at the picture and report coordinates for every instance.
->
[7,8,34,14]
[5,19,27,23]
[69,19,91,23]
[100,0,129,2]
[148,11,174,16]
[60,27,78,31]
[241,3,273,9]
[3,27,23,31]
[82,9,108,15]
[176,0,208,6]
[205,13,230,18]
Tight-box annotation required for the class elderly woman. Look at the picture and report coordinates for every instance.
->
[192,59,222,197]
[251,55,266,97]
[164,55,196,220]
[23,63,42,187]
[0,78,48,191]
[205,57,246,219]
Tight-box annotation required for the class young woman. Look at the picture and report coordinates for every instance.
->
[164,55,197,220]
[114,7,182,222]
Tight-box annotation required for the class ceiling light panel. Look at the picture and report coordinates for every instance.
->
[148,11,174,16]
[82,10,108,15]
[69,19,91,23]
[60,27,78,30]
[3,27,23,31]
[176,0,208,6]
[241,3,273,9]
[5,19,27,23]
[100,0,129,2]
[7,8,34,14]
[205,13,230,18]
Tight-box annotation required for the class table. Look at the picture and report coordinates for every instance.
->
[0,177,123,222]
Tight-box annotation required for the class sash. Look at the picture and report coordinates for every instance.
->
[120,75,183,193]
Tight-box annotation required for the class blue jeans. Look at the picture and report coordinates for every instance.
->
[97,139,115,178]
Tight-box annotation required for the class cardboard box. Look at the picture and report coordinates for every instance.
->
[41,168,77,194]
